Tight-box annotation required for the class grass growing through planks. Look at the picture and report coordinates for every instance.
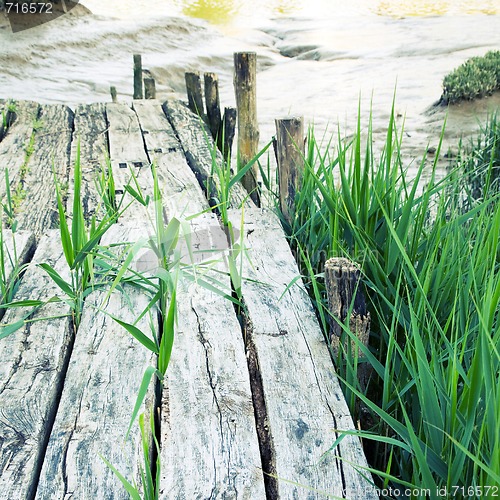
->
[265,107,500,495]
[0,173,28,315]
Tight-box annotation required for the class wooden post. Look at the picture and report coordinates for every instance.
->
[110,86,118,103]
[234,52,260,205]
[324,258,371,387]
[185,72,206,120]
[222,106,236,160]
[275,117,304,225]
[144,78,156,99]
[204,72,222,143]
[133,54,143,100]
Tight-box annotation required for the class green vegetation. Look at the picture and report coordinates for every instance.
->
[441,50,500,104]
[1,101,16,140]
[264,109,500,495]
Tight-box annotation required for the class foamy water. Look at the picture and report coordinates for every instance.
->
[1,0,499,179]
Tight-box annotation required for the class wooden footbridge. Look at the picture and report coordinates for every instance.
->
[0,97,376,499]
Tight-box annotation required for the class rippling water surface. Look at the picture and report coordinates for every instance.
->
[1,0,500,178]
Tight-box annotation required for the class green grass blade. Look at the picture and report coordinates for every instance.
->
[111,315,159,354]
[38,263,75,298]
[99,455,142,500]
[126,365,161,439]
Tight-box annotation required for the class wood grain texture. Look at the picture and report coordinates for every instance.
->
[0,231,74,500]
[67,103,109,222]
[106,102,154,221]
[15,104,74,235]
[162,98,253,210]
[133,100,209,218]
[0,100,40,217]
[228,208,376,499]
[159,213,265,499]
[275,117,304,225]
[35,287,158,500]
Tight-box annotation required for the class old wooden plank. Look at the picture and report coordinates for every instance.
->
[106,103,153,221]
[136,100,265,496]
[133,100,209,218]
[0,231,74,500]
[35,277,158,499]
[159,214,266,499]
[228,207,376,499]
[67,103,109,222]
[15,104,73,235]
[0,100,40,219]
[162,98,253,210]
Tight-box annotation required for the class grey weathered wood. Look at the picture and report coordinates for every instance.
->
[185,71,206,121]
[204,72,222,143]
[159,214,265,499]
[0,100,40,219]
[36,226,158,499]
[133,54,143,100]
[106,102,153,220]
[67,103,109,222]
[110,85,118,103]
[133,100,208,218]
[0,229,36,320]
[116,112,265,494]
[144,78,156,100]
[275,117,304,225]
[162,98,253,210]
[222,106,237,160]
[14,104,73,235]
[0,231,74,500]
[325,257,371,387]
[228,208,376,499]
[234,52,260,204]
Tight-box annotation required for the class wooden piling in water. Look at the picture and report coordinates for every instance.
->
[204,72,222,143]
[144,78,156,99]
[222,106,236,160]
[185,71,206,120]
[110,86,117,103]
[275,117,304,225]
[234,52,260,205]
[133,54,143,100]
[324,257,371,387]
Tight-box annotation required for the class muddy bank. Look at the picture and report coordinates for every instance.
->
[0,2,499,182]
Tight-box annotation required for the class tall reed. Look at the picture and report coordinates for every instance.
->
[270,107,500,495]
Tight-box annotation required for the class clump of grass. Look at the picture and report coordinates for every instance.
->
[0,101,16,140]
[455,113,499,203]
[441,50,500,104]
[268,106,500,493]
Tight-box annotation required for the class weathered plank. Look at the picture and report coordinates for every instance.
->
[0,100,40,219]
[36,266,158,498]
[162,98,254,210]
[106,103,153,220]
[0,229,36,317]
[15,104,74,235]
[129,109,266,495]
[133,100,209,218]
[228,208,376,499]
[159,214,266,499]
[0,231,74,500]
[67,103,109,222]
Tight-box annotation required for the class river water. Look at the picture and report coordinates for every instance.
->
[1,0,500,181]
